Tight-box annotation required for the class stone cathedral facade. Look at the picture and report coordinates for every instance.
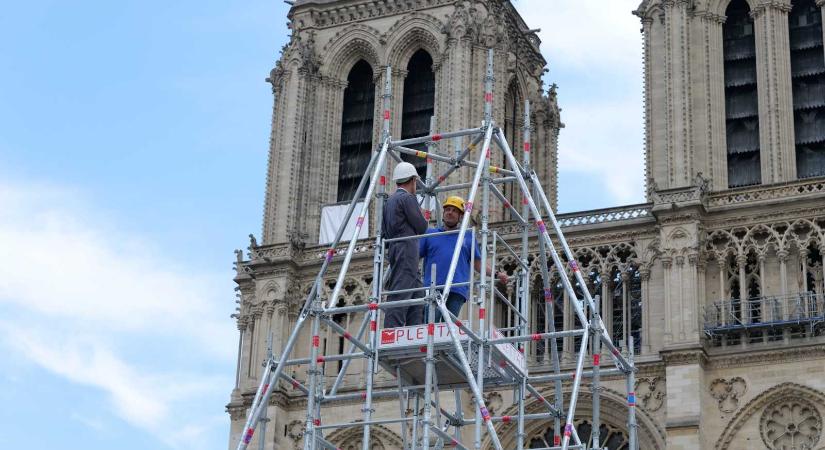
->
[228,0,825,449]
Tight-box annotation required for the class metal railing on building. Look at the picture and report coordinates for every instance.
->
[703,292,825,335]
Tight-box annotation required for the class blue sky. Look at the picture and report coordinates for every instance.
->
[0,1,643,449]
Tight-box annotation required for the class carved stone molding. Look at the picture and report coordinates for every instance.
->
[710,377,748,413]
[287,419,305,442]
[635,377,665,412]
[706,345,825,369]
[227,404,246,422]
[484,391,504,416]
[707,178,825,208]
[660,349,707,367]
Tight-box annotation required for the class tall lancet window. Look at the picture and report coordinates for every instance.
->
[723,0,761,187]
[338,60,375,201]
[790,0,825,178]
[401,49,435,179]
[503,80,522,218]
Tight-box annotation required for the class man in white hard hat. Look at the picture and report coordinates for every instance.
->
[382,161,428,328]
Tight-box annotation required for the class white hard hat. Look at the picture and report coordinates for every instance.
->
[392,162,419,183]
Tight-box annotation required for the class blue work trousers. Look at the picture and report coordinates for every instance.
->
[424,291,466,323]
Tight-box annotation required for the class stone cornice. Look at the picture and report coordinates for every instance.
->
[660,348,708,367]
[292,0,456,29]
[705,343,825,369]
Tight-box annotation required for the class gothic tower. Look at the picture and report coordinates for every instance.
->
[260,0,561,248]
[636,1,825,448]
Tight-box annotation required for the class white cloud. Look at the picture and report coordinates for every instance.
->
[517,0,643,73]
[558,99,646,204]
[0,178,235,449]
[0,180,233,352]
[514,0,647,207]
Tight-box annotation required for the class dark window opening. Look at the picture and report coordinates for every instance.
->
[401,49,435,179]
[338,60,375,201]
[503,81,522,219]
[724,0,762,187]
[790,0,825,178]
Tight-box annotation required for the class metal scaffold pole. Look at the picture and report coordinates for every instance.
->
[360,64,394,450]
[234,46,636,450]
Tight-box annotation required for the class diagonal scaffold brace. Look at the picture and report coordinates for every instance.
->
[235,47,639,450]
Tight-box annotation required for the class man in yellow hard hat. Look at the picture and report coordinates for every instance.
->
[419,196,508,321]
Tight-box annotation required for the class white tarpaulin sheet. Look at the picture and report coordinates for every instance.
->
[319,202,369,245]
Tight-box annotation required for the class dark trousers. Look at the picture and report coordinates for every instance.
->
[383,272,425,328]
[424,291,466,323]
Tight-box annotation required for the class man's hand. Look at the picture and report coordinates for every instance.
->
[496,271,509,284]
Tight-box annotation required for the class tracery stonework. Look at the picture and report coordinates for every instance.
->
[760,398,823,450]
[710,377,748,413]
[635,377,665,412]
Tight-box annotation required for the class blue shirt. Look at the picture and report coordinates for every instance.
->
[419,227,481,301]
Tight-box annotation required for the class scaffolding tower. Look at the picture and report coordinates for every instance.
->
[236,49,638,450]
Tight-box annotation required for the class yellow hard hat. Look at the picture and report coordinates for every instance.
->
[443,196,465,213]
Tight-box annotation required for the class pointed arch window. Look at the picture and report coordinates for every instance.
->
[790,0,825,178]
[503,81,522,218]
[401,49,435,179]
[724,0,761,187]
[338,60,375,201]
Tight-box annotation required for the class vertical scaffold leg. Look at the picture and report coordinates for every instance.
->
[492,131,595,450]
[592,296,602,450]
[422,268,437,449]
[303,308,322,450]
[430,117,503,448]
[627,336,638,450]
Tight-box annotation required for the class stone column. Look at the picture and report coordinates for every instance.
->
[262,62,316,244]
[675,255,686,340]
[640,267,652,354]
[778,249,791,341]
[689,252,703,341]
[621,271,630,344]
[641,15,655,197]
[250,306,264,380]
[662,0,695,188]
[737,253,749,326]
[601,270,612,339]
[662,256,673,343]
[757,253,766,312]
[718,258,727,326]
[696,12,728,189]
[235,321,246,390]
[820,249,825,313]
[752,2,797,183]
[241,315,254,389]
